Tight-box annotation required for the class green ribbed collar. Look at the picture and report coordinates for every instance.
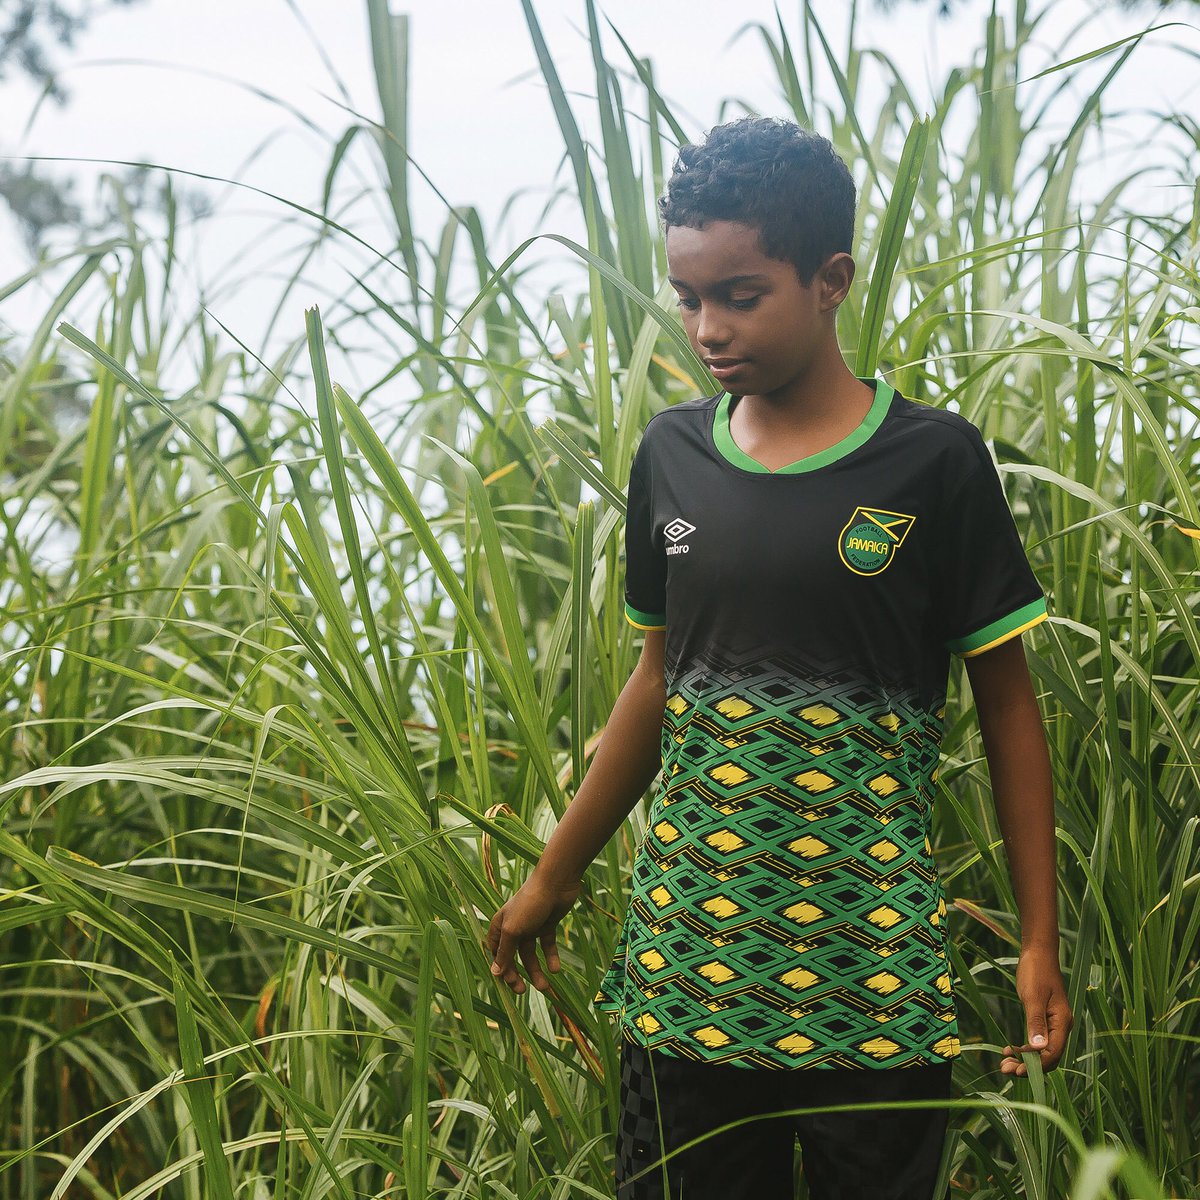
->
[713,377,894,474]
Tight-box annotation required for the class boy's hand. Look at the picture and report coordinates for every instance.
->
[1000,944,1073,1078]
[486,870,581,995]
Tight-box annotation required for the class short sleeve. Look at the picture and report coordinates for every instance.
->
[623,437,666,631]
[938,432,1048,657]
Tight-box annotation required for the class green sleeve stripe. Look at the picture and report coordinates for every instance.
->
[625,602,667,631]
[948,597,1048,656]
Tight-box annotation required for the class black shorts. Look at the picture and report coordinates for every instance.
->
[615,1036,953,1200]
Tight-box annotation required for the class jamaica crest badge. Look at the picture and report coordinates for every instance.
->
[837,507,916,575]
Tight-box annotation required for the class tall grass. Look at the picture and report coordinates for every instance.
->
[2,1,1198,1196]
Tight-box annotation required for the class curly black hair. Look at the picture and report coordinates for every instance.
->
[658,117,856,286]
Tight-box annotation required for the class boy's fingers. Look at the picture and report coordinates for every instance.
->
[1001,1043,1067,1076]
[501,957,525,993]
[519,940,549,992]
[488,926,504,972]
[1046,1006,1071,1063]
[1000,1044,1027,1076]
[490,930,528,993]
[541,932,561,973]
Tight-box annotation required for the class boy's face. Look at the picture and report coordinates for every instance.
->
[665,219,853,398]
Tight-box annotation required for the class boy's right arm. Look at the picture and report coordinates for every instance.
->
[486,628,667,995]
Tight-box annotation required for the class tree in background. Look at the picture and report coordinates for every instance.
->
[0,0,217,253]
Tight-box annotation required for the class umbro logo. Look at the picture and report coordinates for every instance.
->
[664,517,695,556]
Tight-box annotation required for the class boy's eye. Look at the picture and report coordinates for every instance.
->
[674,296,759,312]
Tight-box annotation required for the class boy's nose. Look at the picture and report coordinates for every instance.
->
[697,310,732,350]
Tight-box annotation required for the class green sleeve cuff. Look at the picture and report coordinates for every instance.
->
[625,601,666,631]
[948,597,1048,657]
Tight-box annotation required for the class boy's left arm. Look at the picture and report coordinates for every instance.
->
[964,636,1074,1080]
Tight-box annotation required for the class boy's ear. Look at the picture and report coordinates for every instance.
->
[819,252,856,310]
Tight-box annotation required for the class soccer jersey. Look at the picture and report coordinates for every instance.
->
[593,376,1048,1070]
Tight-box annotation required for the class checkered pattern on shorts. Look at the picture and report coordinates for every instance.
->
[616,1034,674,1197]
[614,1034,954,1200]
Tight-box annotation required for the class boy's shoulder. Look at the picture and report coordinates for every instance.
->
[641,391,721,430]
[889,392,998,479]
[633,392,721,456]
[890,390,985,444]
[640,387,992,465]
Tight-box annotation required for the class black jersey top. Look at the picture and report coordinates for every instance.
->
[593,376,1048,1070]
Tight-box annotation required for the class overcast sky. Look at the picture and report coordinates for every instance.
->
[1,0,1194,372]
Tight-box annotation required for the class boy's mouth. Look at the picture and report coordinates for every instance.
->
[705,357,749,379]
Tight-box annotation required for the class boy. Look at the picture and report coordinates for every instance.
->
[487,117,1073,1199]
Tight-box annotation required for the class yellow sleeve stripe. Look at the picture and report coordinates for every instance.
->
[625,601,666,631]
[958,607,1049,657]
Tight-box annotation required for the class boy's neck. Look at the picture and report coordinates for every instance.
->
[728,349,871,432]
